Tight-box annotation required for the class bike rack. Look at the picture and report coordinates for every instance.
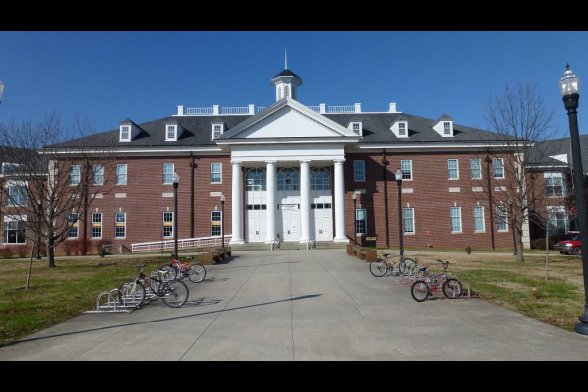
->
[85,286,156,313]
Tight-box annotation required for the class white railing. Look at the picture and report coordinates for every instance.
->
[255,106,267,113]
[185,107,213,115]
[131,235,232,253]
[220,107,250,115]
[327,105,355,113]
[308,106,320,112]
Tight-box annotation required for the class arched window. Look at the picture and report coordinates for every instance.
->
[310,167,331,190]
[246,168,266,191]
[277,168,299,191]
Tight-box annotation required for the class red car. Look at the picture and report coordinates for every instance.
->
[554,235,582,255]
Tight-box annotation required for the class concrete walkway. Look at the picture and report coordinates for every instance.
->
[1,249,587,360]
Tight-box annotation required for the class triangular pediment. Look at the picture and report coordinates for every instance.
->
[216,98,358,142]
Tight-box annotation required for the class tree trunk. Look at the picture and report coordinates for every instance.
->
[515,216,524,263]
[47,237,56,268]
[545,225,549,280]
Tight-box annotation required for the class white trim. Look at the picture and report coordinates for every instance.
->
[349,122,363,137]
[114,211,127,239]
[403,207,415,235]
[473,205,485,233]
[493,158,505,179]
[163,163,175,184]
[211,162,222,184]
[353,160,365,182]
[212,123,225,139]
[448,159,459,180]
[470,158,482,180]
[390,121,409,138]
[119,125,131,142]
[165,124,177,141]
[450,206,462,233]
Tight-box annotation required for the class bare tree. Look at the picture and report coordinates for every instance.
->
[0,113,114,268]
[483,82,561,262]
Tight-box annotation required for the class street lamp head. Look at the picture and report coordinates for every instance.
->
[172,171,180,184]
[560,64,580,98]
[395,169,402,184]
[352,192,357,201]
[220,194,225,203]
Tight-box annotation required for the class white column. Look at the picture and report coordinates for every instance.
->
[333,159,347,242]
[265,161,276,243]
[299,160,311,242]
[230,161,244,244]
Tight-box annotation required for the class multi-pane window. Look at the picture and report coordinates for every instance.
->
[443,122,451,135]
[398,122,406,136]
[3,217,26,244]
[115,212,126,238]
[120,125,130,141]
[497,205,508,231]
[450,207,462,233]
[68,213,79,238]
[351,122,362,136]
[545,176,564,197]
[493,158,504,179]
[277,168,299,191]
[355,209,367,235]
[166,125,176,140]
[401,160,412,180]
[547,206,568,234]
[310,168,331,190]
[474,205,485,232]
[116,164,127,185]
[93,164,104,185]
[163,212,174,238]
[163,163,174,184]
[212,124,223,139]
[448,159,459,180]
[4,184,27,206]
[246,168,267,191]
[470,158,482,180]
[404,208,415,234]
[211,163,222,184]
[69,164,81,185]
[211,211,222,236]
[354,160,365,182]
[91,212,102,238]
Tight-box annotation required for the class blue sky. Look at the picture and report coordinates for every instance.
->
[1,31,587,138]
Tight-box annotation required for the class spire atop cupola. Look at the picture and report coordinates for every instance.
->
[271,53,302,101]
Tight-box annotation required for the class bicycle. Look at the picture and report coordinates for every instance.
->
[410,259,462,302]
[159,253,206,283]
[126,263,190,308]
[369,252,417,277]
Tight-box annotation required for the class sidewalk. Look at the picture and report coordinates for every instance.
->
[1,249,587,360]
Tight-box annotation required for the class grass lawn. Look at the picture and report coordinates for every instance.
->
[0,254,171,346]
[406,250,585,332]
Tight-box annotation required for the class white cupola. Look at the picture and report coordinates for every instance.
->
[271,68,303,101]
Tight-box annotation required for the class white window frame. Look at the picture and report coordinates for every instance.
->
[163,212,174,238]
[4,182,28,206]
[547,205,568,234]
[401,160,412,180]
[211,211,222,236]
[403,207,415,234]
[91,212,102,239]
[163,163,174,184]
[497,204,508,232]
[448,159,459,180]
[3,215,27,244]
[212,123,224,139]
[398,122,407,136]
[350,122,363,137]
[470,158,482,180]
[119,125,131,142]
[116,164,127,185]
[545,172,565,198]
[68,212,79,239]
[443,121,451,135]
[115,212,126,239]
[355,208,367,235]
[165,125,177,141]
[473,205,485,232]
[493,158,505,179]
[450,207,462,233]
[211,162,222,184]
[93,164,104,186]
[354,160,365,182]
[69,164,81,185]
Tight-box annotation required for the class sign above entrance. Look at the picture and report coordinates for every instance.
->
[280,204,300,210]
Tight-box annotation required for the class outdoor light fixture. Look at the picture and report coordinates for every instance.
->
[560,64,588,335]
[220,193,226,250]
[172,172,180,258]
[395,169,404,256]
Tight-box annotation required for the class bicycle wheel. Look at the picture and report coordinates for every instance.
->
[158,264,177,281]
[399,257,416,276]
[442,278,462,298]
[120,281,146,306]
[161,280,189,308]
[369,258,389,277]
[187,264,206,283]
[411,280,430,302]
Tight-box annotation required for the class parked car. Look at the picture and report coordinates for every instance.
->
[554,235,582,255]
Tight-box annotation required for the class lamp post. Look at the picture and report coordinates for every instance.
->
[352,192,358,247]
[508,198,516,255]
[0,80,4,103]
[382,150,390,248]
[395,169,404,257]
[485,155,496,250]
[172,172,180,258]
[560,64,588,335]
[220,193,225,250]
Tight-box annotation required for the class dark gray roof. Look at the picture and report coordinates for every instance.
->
[531,135,588,169]
[52,109,508,149]
[273,69,302,80]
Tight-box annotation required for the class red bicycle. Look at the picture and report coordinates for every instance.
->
[158,253,206,283]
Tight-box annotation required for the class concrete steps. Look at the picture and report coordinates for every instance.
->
[231,241,347,251]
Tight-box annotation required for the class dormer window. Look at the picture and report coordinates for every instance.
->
[350,122,362,137]
[433,115,454,137]
[212,123,224,139]
[166,125,177,141]
[120,125,130,142]
[443,122,451,135]
[390,120,409,138]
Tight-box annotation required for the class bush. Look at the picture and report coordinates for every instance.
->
[0,247,14,259]
[531,238,555,250]
[465,242,472,254]
[16,246,30,258]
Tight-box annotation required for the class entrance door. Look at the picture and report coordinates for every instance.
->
[277,204,300,242]
[247,208,267,242]
[312,202,333,241]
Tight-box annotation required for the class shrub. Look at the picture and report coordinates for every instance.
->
[531,238,555,250]
[465,242,472,254]
[0,247,14,259]
[16,246,30,258]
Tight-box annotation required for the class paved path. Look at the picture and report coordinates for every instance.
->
[1,249,587,360]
